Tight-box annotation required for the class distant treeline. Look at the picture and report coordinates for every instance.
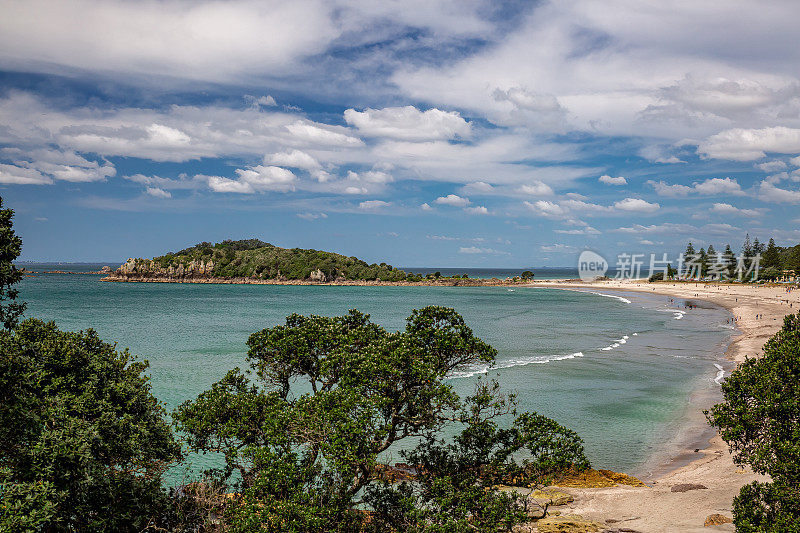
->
[679,234,800,280]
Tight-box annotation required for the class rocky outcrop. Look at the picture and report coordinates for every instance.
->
[670,483,707,492]
[113,257,215,280]
[309,269,327,282]
[704,513,733,526]
[555,469,647,488]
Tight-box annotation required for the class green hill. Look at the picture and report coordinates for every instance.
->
[114,239,409,282]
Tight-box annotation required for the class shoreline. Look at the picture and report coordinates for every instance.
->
[524,279,798,532]
[99,274,528,286]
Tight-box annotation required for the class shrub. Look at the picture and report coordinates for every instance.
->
[707,311,800,531]
[0,320,183,531]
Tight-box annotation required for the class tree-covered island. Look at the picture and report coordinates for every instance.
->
[102,239,533,285]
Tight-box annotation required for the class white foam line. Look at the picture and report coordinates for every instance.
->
[713,363,725,385]
[448,352,585,379]
[583,291,632,304]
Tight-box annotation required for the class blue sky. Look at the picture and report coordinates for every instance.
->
[1,0,799,267]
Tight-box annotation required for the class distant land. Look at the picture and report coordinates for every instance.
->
[101,239,537,286]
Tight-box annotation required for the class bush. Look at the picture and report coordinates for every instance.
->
[707,311,800,531]
[0,320,183,532]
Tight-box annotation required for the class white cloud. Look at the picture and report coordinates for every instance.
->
[490,86,567,130]
[344,106,470,141]
[420,202,432,211]
[1,148,116,183]
[124,174,201,190]
[540,244,575,253]
[710,203,760,216]
[524,200,566,218]
[206,176,253,193]
[698,127,800,161]
[145,187,171,198]
[755,160,787,172]
[234,165,296,191]
[464,206,489,215]
[206,165,296,194]
[648,181,693,197]
[358,200,390,209]
[347,169,393,184]
[297,212,328,220]
[758,180,800,203]
[554,226,601,235]
[694,177,745,195]
[246,95,277,107]
[458,246,509,255]
[648,177,744,197]
[791,155,800,167]
[614,223,695,234]
[518,181,554,195]
[599,175,627,185]
[613,198,660,212]
[0,163,52,185]
[434,194,470,207]
[267,149,321,170]
[285,121,363,147]
[460,181,494,195]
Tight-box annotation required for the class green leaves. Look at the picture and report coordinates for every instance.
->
[178,307,588,531]
[707,311,800,529]
[0,196,25,329]
[0,319,182,531]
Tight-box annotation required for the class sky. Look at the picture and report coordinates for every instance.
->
[1,0,800,267]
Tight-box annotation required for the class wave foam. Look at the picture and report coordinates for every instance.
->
[584,291,632,304]
[448,352,585,379]
[713,363,725,384]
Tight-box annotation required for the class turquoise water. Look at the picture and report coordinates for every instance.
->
[18,273,733,477]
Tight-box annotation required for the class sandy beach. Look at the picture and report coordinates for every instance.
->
[525,280,799,532]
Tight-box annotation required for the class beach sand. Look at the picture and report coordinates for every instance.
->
[525,280,799,532]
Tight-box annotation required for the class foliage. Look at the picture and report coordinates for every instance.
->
[134,239,408,281]
[0,196,25,329]
[521,270,534,280]
[176,307,589,532]
[706,311,800,531]
[0,319,183,532]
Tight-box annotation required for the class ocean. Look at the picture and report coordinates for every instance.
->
[17,269,734,480]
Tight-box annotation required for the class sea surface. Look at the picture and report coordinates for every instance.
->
[18,269,734,479]
[21,263,594,280]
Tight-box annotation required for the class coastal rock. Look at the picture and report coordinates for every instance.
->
[554,469,642,488]
[671,483,708,492]
[529,489,575,506]
[597,470,646,487]
[534,514,605,532]
[704,514,733,527]
[310,269,327,282]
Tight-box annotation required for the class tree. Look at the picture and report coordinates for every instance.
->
[0,319,183,531]
[176,307,590,532]
[753,237,766,256]
[742,233,753,259]
[521,270,534,280]
[762,238,781,270]
[0,197,25,329]
[723,244,737,280]
[698,247,708,278]
[706,311,800,531]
